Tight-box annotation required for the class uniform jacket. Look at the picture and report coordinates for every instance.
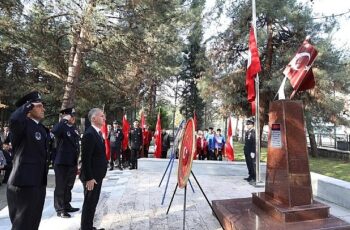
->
[80,126,107,182]
[52,119,80,166]
[128,127,143,150]
[108,128,123,149]
[244,128,256,154]
[8,102,49,187]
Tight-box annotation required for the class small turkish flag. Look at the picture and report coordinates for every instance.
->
[283,39,318,98]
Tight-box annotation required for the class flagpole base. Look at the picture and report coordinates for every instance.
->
[253,181,265,188]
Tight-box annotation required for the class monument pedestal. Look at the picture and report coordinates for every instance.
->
[212,100,350,229]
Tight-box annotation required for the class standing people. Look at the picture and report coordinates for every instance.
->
[161,129,170,159]
[206,127,216,160]
[52,107,80,218]
[244,118,256,183]
[108,120,124,170]
[214,129,225,161]
[196,130,207,160]
[7,91,49,230]
[128,120,143,170]
[80,108,107,230]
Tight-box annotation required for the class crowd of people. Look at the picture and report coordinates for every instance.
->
[196,127,226,161]
[0,91,256,230]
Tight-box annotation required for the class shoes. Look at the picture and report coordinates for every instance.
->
[244,177,251,181]
[66,207,80,212]
[117,166,123,170]
[129,166,135,170]
[248,178,256,183]
[109,167,114,171]
[57,212,71,218]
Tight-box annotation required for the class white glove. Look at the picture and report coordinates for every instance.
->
[250,152,255,158]
[63,114,72,120]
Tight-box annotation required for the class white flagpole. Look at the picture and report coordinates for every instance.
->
[252,0,263,186]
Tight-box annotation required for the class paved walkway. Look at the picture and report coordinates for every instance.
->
[0,159,350,230]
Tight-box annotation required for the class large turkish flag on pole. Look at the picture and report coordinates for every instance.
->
[283,39,318,99]
[246,24,261,104]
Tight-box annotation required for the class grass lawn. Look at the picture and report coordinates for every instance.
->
[233,142,350,182]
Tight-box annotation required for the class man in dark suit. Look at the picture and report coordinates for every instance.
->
[128,120,143,170]
[80,108,107,230]
[7,91,50,230]
[52,107,80,218]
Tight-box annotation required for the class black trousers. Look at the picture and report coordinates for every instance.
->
[130,148,140,169]
[208,149,216,160]
[81,179,103,230]
[244,151,256,179]
[109,146,122,168]
[7,184,46,230]
[54,164,77,212]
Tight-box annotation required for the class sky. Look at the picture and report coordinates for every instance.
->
[204,0,350,49]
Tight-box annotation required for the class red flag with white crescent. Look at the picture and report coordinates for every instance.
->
[154,112,162,158]
[283,39,318,98]
[101,121,110,160]
[225,117,235,161]
[122,115,130,151]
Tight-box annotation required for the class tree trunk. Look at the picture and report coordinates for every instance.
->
[305,115,319,157]
[61,0,96,110]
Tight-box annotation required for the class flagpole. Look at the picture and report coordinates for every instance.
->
[252,0,263,186]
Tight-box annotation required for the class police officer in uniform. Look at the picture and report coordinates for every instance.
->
[7,91,50,230]
[52,107,80,218]
[128,120,143,170]
[243,118,256,183]
[108,120,124,170]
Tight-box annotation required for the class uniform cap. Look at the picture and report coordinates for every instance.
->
[113,120,120,125]
[246,118,255,125]
[60,107,76,115]
[15,91,42,107]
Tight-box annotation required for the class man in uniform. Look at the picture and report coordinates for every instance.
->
[243,118,256,183]
[7,91,49,230]
[52,107,80,218]
[108,120,124,170]
[128,120,143,170]
[161,129,170,159]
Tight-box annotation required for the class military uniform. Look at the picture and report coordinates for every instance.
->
[128,127,143,169]
[108,124,124,170]
[244,120,256,182]
[7,91,49,230]
[52,108,80,217]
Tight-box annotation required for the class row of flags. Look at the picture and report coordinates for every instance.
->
[100,110,236,162]
[246,24,318,114]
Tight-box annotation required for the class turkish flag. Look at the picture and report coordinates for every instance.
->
[122,114,130,151]
[283,39,318,98]
[225,117,235,161]
[101,121,110,160]
[246,24,261,104]
[154,112,162,158]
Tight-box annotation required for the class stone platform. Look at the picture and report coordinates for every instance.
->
[212,197,350,230]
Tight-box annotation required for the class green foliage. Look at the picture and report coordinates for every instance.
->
[201,0,349,129]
